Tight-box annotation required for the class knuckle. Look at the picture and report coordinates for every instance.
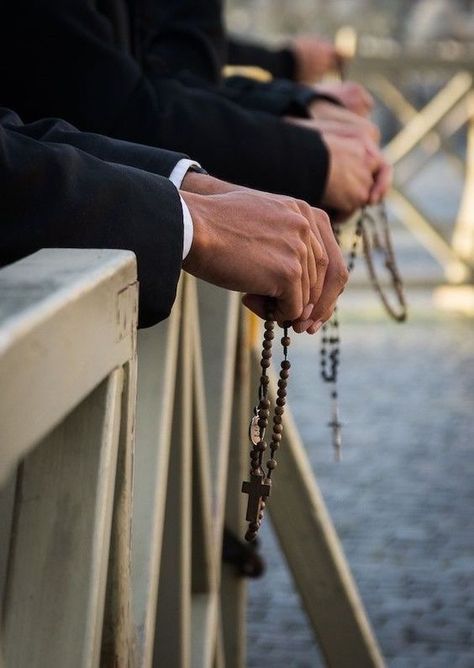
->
[296,239,308,261]
[316,252,329,270]
[295,213,311,234]
[313,207,331,227]
[284,259,303,283]
[338,264,350,285]
[295,198,311,215]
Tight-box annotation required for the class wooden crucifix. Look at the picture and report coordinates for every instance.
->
[241,474,271,523]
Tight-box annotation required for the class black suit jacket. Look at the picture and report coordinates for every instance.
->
[0,0,329,205]
[135,1,323,117]
[226,37,297,81]
[0,109,187,327]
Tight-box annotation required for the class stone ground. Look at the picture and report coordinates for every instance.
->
[246,289,474,667]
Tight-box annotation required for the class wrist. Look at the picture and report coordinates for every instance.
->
[181,171,244,196]
[180,191,213,274]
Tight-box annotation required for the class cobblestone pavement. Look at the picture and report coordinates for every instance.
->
[247,292,474,667]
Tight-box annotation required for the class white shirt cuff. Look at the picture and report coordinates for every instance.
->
[170,160,202,260]
[179,196,194,260]
[169,158,202,189]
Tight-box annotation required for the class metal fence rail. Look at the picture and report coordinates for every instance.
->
[0,249,384,667]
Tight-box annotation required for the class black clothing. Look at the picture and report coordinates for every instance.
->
[227,37,297,81]
[0,110,186,328]
[140,1,322,116]
[0,0,329,205]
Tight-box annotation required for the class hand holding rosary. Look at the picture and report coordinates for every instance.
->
[241,198,408,540]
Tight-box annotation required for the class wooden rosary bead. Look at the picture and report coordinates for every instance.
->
[262,339,272,350]
[276,397,286,407]
[258,408,269,419]
[277,378,286,389]
[270,441,280,451]
[256,440,267,452]
[281,360,291,370]
[259,398,270,409]
[281,336,290,347]
[274,406,284,416]
[277,388,287,398]
[245,530,257,542]
[257,418,268,429]
[260,375,270,385]
[272,415,282,425]
[271,432,282,442]
[273,424,283,434]
[263,330,274,340]
[266,459,277,470]
[260,358,271,369]
[262,349,272,360]
[280,369,289,380]
[264,320,274,330]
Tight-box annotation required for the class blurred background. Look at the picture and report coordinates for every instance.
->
[224,1,474,666]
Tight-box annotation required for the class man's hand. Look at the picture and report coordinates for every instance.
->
[180,190,348,331]
[314,82,374,117]
[286,110,391,216]
[321,133,392,215]
[306,101,380,143]
[291,36,343,82]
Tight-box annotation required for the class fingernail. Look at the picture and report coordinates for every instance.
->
[293,319,313,333]
[307,325,317,334]
[313,320,324,333]
[301,303,314,320]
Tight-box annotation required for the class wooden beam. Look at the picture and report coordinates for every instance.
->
[0,249,137,485]
[388,188,472,282]
[3,370,124,668]
[384,72,472,165]
[153,276,194,668]
[132,282,182,668]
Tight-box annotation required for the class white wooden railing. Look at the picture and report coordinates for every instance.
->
[0,249,385,667]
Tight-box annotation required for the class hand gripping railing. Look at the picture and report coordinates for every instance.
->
[0,250,384,667]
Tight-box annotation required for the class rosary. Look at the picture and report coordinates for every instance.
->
[241,304,291,542]
[321,202,408,460]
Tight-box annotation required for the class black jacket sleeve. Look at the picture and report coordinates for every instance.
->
[0,113,184,328]
[0,109,189,178]
[227,37,297,81]
[136,0,225,83]
[139,2,333,123]
[0,0,329,205]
